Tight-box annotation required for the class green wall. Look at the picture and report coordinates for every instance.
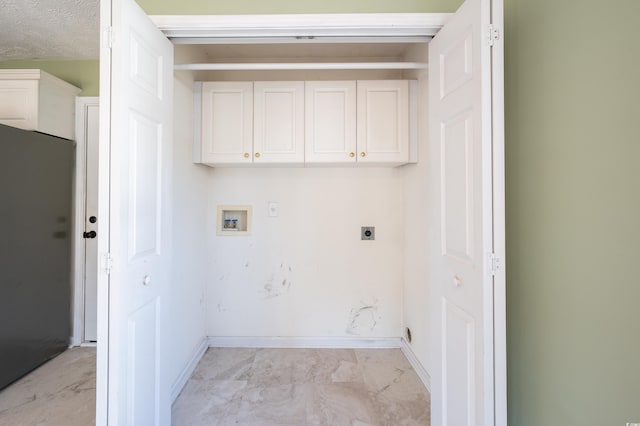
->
[505,0,640,424]
[0,60,99,96]
[137,0,458,14]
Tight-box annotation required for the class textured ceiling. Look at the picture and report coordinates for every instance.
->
[0,0,99,60]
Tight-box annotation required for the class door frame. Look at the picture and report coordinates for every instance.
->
[71,96,100,347]
[97,10,506,426]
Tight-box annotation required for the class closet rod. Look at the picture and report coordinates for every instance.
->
[174,62,428,71]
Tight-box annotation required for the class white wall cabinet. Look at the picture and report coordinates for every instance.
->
[197,79,413,167]
[356,80,409,165]
[0,70,81,140]
[305,81,357,164]
[253,81,305,164]
[305,80,410,166]
[199,81,253,164]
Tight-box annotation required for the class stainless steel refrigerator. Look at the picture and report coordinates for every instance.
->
[0,123,73,390]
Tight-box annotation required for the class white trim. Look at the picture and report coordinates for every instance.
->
[175,62,427,71]
[171,338,209,403]
[150,13,451,39]
[408,79,419,163]
[207,336,402,349]
[71,97,100,348]
[491,1,507,424]
[172,36,431,45]
[400,338,431,392]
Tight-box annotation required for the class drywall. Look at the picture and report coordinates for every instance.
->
[167,70,210,386]
[206,167,404,338]
[137,0,460,14]
[401,44,431,372]
[0,60,99,96]
[505,0,640,424]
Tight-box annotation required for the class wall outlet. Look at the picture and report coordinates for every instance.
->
[361,226,375,240]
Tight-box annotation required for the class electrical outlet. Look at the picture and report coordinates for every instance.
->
[361,226,375,240]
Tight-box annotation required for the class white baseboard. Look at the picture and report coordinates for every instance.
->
[171,337,208,403]
[207,336,402,349]
[400,338,431,392]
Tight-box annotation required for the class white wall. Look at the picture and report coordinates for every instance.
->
[168,70,209,386]
[402,77,432,373]
[206,167,404,338]
[402,44,432,373]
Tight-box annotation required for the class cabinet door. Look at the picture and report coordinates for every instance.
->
[0,80,38,132]
[253,81,304,164]
[357,80,409,165]
[201,82,253,164]
[305,81,356,164]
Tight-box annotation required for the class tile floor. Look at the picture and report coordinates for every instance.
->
[172,348,430,426]
[0,347,429,426]
[0,347,96,426]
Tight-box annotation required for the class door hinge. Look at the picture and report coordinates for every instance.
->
[487,24,500,47]
[103,252,113,275]
[489,253,501,276]
[103,27,114,49]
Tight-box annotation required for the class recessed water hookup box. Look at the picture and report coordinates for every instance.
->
[217,205,252,236]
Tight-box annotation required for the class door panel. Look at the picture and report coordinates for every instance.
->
[127,299,159,424]
[356,80,408,164]
[128,113,162,260]
[305,81,356,163]
[441,110,474,264]
[254,81,304,163]
[101,0,173,424]
[84,102,100,342]
[201,82,253,164]
[428,0,495,424]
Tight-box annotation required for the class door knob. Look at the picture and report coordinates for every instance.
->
[83,231,97,239]
[453,275,462,287]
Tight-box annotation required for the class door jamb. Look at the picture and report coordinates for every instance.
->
[71,96,100,347]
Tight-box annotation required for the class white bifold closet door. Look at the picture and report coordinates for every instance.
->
[99,0,174,423]
[428,0,502,424]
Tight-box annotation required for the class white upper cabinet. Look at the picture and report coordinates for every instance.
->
[200,81,253,164]
[357,80,409,165]
[305,81,357,164]
[196,79,413,167]
[253,81,305,164]
[0,70,81,140]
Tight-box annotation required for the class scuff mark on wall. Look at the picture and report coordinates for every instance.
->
[217,303,227,312]
[262,263,294,299]
[346,298,381,335]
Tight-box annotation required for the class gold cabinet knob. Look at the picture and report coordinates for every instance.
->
[243,152,250,158]
[255,152,261,158]
[349,152,355,158]
[360,152,366,157]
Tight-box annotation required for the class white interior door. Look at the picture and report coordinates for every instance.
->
[99,0,173,424]
[428,0,500,424]
[84,101,100,342]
